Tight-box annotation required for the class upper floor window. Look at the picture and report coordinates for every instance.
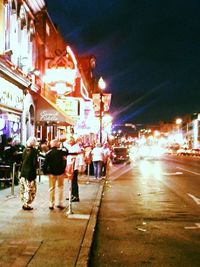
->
[3,0,34,74]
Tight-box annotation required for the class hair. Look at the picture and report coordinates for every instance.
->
[7,137,13,143]
[50,139,60,148]
[26,136,37,147]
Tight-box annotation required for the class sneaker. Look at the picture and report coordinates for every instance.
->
[56,205,65,210]
[72,196,80,202]
[22,205,33,210]
[49,203,54,210]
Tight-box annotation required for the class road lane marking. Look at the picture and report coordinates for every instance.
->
[187,193,200,205]
[163,172,183,175]
[176,167,200,176]
[67,214,90,219]
[184,223,200,230]
[110,164,133,180]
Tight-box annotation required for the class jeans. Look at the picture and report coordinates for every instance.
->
[93,161,102,178]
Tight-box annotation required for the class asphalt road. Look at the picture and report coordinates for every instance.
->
[89,155,200,267]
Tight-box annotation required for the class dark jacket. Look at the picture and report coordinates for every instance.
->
[3,144,16,165]
[20,147,38,181]
[42,147,68,175]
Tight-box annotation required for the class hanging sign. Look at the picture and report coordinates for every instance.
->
[92,93,112,116]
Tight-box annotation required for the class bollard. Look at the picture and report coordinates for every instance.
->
[67,180,73,215]
[86,163,90,184]
[66,157,75,215]
[38,157,42,183]
[11,162,15,195]
[7,163,17,198]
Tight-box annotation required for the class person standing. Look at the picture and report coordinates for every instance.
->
[43,139,68,210]
[64,137,82,202]
[19,136,38,211]
[91,143,104,179]
[3,137,16,179]
[102,143,111,178]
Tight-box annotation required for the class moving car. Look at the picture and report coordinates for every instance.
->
[111,146,130,164]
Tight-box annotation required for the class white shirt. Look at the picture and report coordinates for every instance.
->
[66,143,82,170]
[92,146,104,161]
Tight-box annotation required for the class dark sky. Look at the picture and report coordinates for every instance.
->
[46,0,200,125]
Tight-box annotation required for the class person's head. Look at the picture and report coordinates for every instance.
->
[7,137,13,144]
[26,136,37,148]
[68,136,75,146]
[50,139,60,148]
[96,143,101,147]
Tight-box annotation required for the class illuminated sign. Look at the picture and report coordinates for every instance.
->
[44,68,76,85]
[40,111,59,121]
[0,77,24,110]
[92,93,112,115]
[56,97,79,117]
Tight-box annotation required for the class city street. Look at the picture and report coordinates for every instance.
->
[89,155,200,266]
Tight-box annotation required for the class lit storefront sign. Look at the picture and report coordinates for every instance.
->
[43,46,78,95]
[0,77,24,110]
[56,97,79,117]
[36,96,75,125]
[39,111,59,121]
[44,68,76,85]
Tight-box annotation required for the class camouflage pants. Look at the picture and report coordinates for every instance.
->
[19,177,37,207]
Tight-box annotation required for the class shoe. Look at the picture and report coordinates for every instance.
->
[72,196,80,202]
[49,206,54,210]
[56,205,65,210]
[22,205,33,210]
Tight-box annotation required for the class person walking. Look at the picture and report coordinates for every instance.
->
[43,139,68,210]
[91,143,104,179]
[19,136,38,211]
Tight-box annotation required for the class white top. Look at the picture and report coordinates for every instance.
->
[92,146,104,161]
[66,143,82,170]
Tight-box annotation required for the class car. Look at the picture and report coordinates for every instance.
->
[111,146,130,164]
[137,145,164,160]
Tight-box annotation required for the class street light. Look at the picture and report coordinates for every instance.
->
[98,77,106,144]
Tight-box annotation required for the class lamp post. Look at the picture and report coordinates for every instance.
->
[98,77,106,144]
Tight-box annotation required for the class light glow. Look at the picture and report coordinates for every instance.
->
[98,77,106,90]
[80,79,91,100]
[66,46,77,69]
[44,68,76,85]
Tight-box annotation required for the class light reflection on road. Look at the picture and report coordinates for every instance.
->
[138,159,163,181]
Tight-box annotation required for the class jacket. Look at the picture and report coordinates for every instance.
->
[20,147,38,181]
[43,147,68,175]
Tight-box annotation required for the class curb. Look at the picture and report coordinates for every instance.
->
[75,180,105,267]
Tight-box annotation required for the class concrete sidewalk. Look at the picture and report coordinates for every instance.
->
[0,174,104,267]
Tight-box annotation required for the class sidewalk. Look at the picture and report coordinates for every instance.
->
[0,174,105,267]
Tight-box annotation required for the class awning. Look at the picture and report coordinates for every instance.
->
[36,95,75,126]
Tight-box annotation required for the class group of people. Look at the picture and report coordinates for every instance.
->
[20,136,84,210]
[1,135,111,211]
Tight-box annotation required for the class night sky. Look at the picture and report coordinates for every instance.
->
[46,0,200,125]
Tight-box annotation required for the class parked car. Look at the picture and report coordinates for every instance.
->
[111,146,130,164]
[190,148,200,156]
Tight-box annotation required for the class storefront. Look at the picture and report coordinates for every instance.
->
[0,76,24,146]
[35,95,75,142]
